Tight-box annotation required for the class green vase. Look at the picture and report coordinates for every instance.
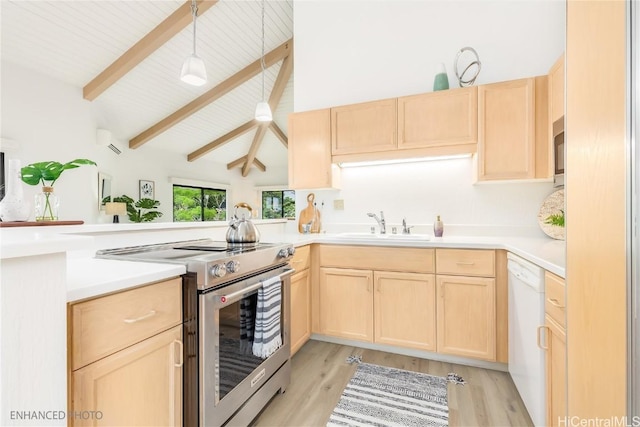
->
[433,63,449,91]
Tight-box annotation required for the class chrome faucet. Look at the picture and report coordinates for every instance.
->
[402,218,414,234]
[367,211,386,234]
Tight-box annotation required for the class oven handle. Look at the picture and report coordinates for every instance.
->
[219,268,295,304]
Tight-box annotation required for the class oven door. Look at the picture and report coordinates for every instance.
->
[199,265,293,426]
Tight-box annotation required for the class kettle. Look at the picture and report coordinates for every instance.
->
[226,202,261,245]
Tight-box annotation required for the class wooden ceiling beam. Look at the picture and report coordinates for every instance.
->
[129,38,293,149]
[241,53,294,177]
[269,122,288,148]
[227,155,266,172]
[187,119,258,161]
[83,0,218,101]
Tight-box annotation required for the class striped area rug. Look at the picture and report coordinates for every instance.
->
[327,363,449,427]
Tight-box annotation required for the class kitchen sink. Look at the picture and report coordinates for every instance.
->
[337,232,431,241]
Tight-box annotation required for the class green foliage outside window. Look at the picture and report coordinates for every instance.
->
[173,185,226,222]
[262,190,295,219]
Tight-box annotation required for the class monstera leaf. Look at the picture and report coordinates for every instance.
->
[21,159,97,186]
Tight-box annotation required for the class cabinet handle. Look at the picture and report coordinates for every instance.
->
[123,309,157,324]
[456,261,475,266]
[537,325,549,350]
[174,340,184,368]
[547,298,565,308]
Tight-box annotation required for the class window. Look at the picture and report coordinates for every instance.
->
[262,190,295,219]
[173,185,227,222]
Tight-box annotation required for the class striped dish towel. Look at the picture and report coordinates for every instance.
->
[252,276,283,359]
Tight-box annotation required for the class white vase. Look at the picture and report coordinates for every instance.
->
[0,159,31,222]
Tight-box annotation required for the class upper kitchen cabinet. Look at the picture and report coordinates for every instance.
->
[398,86,478,151]
[331,98,397,156]
[288,109,341,190]
[476,76,550,181]
[549,54,565,123]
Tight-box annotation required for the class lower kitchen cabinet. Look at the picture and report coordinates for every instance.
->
[290,269,311,355]
[546,315,567,427]
[72,325,183,427]
[436,275,496,360]
[319,267,374,342]
[68,278,184,427]
[544,271,567,426]
[373,271,436,351]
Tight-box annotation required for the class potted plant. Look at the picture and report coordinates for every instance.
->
[21,159,96,221]
[113,195,163,223]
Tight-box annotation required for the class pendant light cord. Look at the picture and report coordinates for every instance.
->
[191,0,198,55]
[261,0,266,103]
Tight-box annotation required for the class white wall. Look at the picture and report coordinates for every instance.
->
[0,61,288,224]
[292,0,565,233]
[294,0,566,110]
[293,157,554,236]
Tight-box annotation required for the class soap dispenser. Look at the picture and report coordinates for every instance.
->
[434,215,444,237]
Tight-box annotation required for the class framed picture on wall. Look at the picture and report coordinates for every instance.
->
[139,180,155,199]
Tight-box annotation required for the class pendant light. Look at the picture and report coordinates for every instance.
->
[181,0,207,86]
[255,0,272,122]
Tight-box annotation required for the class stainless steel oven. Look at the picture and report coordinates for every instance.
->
[96,239,295,427]
[200,265,293,426]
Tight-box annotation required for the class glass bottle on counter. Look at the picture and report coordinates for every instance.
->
[434,215,444,237]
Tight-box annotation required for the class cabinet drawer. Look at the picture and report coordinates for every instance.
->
[319,245,434,273]
[436,249,495,277]
[290,245,310,271]
[545,271,566,328]
[71,278,182,370]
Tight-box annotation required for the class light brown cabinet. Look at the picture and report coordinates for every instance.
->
[290,245,311,355]
[69,278,183,427]
[543,271,567,426]
[436,275,496,360]
[476,76,551,181]
[288,108,340,190]
[72,325,183,427]
[397,86,477,150]
[316,245,436,350]
[331,98,397,155]
[318,267,374,342]
[435,249,497,361]
[373,271,436,351]
[549,54,565,123]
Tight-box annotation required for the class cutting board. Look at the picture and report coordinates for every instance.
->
[298,193,321,233]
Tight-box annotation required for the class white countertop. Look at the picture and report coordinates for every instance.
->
[67,258,185,302]
[0,228,93,259]
[51,231,563,302]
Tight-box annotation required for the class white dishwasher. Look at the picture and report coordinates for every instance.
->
[507,253,545,427]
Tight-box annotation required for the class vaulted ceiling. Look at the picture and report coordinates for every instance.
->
[1,0,294,175]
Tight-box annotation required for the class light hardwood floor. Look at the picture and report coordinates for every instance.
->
[253,340,532,427]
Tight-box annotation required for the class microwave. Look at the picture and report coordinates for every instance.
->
[553,116,564,187]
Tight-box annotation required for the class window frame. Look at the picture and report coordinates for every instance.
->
[170,177,230,223]
[259,189,296,220]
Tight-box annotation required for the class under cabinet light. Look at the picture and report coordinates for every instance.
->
[338,154,472,168]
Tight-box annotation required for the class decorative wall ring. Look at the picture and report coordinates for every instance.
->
[454,47,482,87]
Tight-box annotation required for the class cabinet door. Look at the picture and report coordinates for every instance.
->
[331,99,397,155]
[72,326,182,427]
[398,87,477,149]
[319,267,373,342]
[436,275,496,360]
[549,54,565,123]
[290,269,311,356]
[288,109,340,190]
[373,271,436,351]
[546,315,567,427]
[477,78,536,180]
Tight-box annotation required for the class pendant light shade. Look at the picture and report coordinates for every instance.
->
[255,0,272,122]
[181,0,207,86]
[181,54,207,86]
[255,101,272,122]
